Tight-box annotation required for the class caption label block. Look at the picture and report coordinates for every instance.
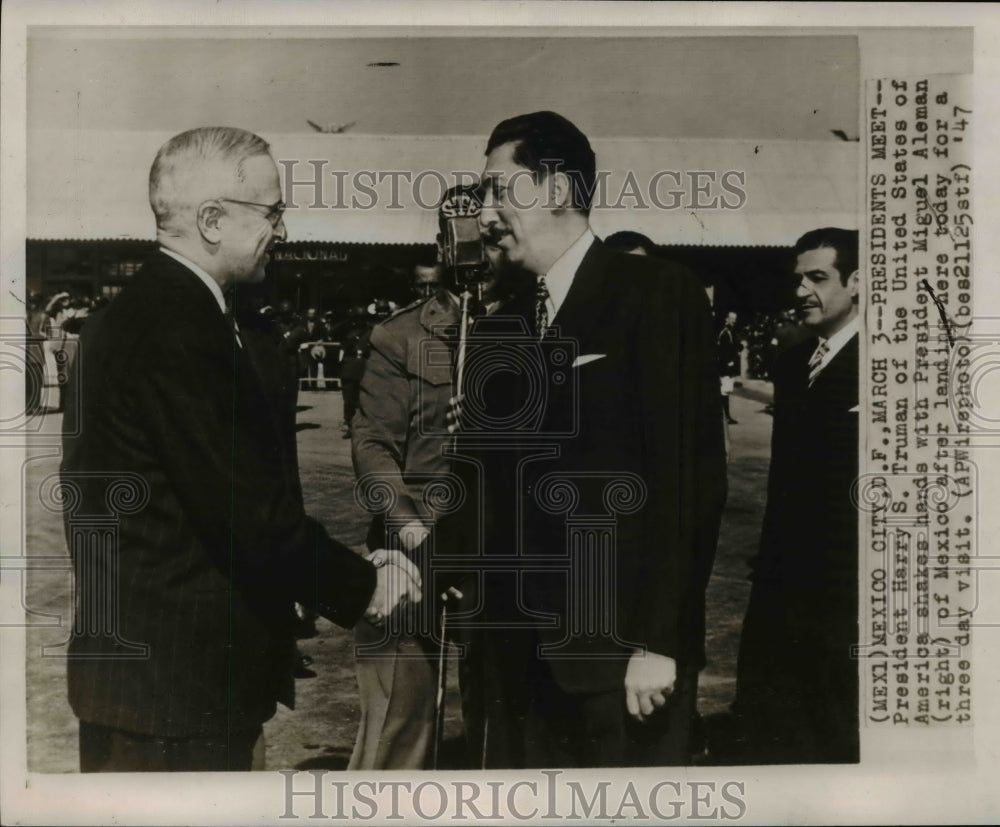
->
[863,75,974,727]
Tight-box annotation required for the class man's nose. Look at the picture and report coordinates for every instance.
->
[273,217,288,243]
[478,206,498,232]
[794,278,810,298]
[478,192,499,230]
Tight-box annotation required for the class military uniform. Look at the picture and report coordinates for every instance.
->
[349,291,469,769]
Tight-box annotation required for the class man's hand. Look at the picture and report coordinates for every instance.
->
[398,519,431,553]
[624,650,677,722]
[362,549,423,626]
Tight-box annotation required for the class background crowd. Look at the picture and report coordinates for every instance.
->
[23,274,815,417]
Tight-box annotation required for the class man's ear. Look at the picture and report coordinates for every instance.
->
[548,170,573,211]
[196,200,224,244]
[846,268,860,300]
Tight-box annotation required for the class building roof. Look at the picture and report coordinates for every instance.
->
[28,130,857,247]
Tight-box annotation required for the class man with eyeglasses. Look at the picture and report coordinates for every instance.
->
[61,126,422,772]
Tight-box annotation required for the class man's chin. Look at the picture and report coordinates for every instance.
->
[799,308,820,325]
[496,243,524,269]
[235,268,267,286]
[250,258,270,282]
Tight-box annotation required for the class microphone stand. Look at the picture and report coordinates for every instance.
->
[433,599,448,770]
[433,274,483,770]
[431,275,486,769]
[454,276,484,415]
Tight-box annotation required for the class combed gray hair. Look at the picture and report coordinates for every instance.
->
[149,126,271,231]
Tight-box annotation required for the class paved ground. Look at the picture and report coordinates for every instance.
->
[23,381,772,772]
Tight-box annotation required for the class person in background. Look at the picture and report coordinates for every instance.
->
[717,310,742,425]
[273,300,305,399]
[349,184,487,770]
[321,310,338,383]
[43,292,71,413]
[24,293,47,417]
[604,230,657,257]
[732,227,860,764]
[412,261,443,301]
[334,303,377,438]
[295,307,330,390]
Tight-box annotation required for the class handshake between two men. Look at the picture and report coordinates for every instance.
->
[361,548,424,628]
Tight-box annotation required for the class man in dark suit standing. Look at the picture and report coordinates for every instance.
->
[466,111,727,767]
[733,227,860,764]
[61,126,421,772]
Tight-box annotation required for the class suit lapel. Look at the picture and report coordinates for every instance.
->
[810,333,859,404]
[158,255,273,421]
[550,240,612,346]
[155,252,243,352]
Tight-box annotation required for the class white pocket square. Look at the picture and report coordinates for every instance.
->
[848,405,860,413]
[572,353,607,368]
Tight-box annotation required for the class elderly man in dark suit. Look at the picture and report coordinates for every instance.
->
[464,111,727,767]
[733,227,860,764]
[61,126,421,772]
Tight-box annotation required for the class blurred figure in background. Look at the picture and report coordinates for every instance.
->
[717,310,742,425]
[295,308,330,391]
[333,303,376,437]
[412,261,443,301]
[604,230,657,256]
[24,293,47,417]
[43,292,71,413]
[273,300,304,401]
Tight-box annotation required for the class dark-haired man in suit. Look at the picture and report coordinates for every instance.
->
[61,126,421,772]
[467,111,726,767]
[733,227,860,764]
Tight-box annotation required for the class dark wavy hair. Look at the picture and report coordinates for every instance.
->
[485,111,597,214]
[792,227,859,285]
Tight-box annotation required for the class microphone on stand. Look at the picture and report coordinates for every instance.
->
[438,188,490,410]
[442,211,487,285]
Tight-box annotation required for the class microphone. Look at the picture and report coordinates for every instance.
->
[440,189,487,284]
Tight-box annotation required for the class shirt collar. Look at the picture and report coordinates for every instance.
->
[818,315,859,365]
[160,247,227,315]
[543,227,595,318]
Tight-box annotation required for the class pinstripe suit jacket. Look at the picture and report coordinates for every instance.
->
[61,252,375,738]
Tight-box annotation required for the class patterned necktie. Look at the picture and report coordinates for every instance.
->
[535,274,550,339]
[807,338,828,385]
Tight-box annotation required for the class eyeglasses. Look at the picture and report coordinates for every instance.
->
[218,197,286,227]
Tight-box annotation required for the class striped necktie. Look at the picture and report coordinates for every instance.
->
[535,274,550,339]
[807,338,828,385]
